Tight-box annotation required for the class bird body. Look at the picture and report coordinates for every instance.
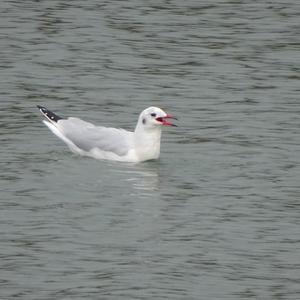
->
[37,106,176,162]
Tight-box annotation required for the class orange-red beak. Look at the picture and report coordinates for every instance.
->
[156,114,177,127]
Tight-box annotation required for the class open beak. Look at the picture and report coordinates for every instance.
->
[156,114,178,127]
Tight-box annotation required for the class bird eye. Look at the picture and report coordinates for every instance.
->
[151,113,156,117]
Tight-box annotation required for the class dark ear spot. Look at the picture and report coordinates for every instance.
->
[142,118,146,125]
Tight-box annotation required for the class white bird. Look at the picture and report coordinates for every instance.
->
[37,105,177,162]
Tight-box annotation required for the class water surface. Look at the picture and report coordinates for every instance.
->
[1,1,300,299]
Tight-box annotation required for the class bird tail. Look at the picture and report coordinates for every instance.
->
[37,105,63,123]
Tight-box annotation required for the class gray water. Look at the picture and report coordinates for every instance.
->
[1,1,300,299]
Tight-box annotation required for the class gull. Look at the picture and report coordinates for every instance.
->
[37,105,177,162]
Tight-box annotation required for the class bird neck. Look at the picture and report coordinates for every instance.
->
[134,125,162,161]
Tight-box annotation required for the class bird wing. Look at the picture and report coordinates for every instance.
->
[57,117,133,156]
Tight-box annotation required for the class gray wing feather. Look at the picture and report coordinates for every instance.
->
[57,118,133,156]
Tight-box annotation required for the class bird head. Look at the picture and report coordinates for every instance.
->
[137,107,177,130]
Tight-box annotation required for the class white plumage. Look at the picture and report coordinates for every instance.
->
[38,106,177,163]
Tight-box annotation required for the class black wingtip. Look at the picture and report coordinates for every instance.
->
[37,105,46,112]
[37,105,63,122]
